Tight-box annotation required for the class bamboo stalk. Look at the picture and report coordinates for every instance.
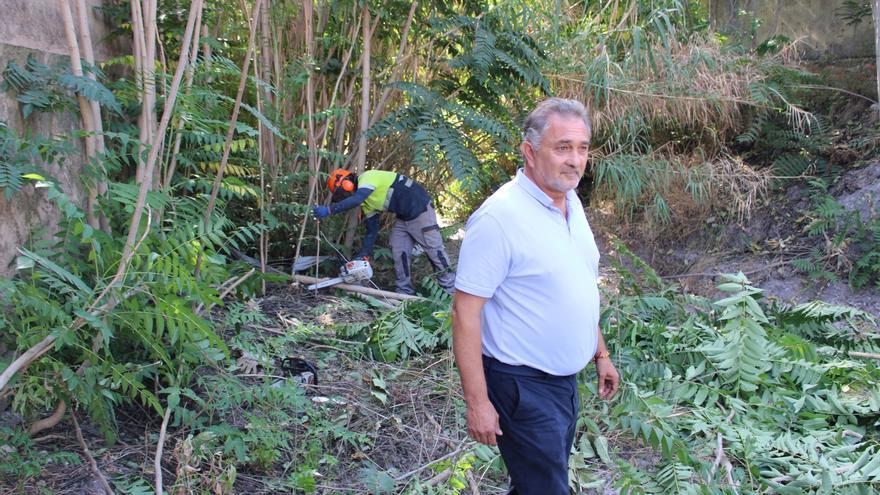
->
[259,0,277,180]
[72,0,110,232]
[334,77,356,154]
[119,0,203,280]
[291,0,318,270]
[356,3,371,174]
[130,0,148,183]
[369,1,417,127]
[316,4,360,173]
[340,4,375,252]
[252,22,268,292]
[142,0,157,162]
[195,0,263,278]
[58,0,99,228]
[849,351,880,360]
[161,4,203,191]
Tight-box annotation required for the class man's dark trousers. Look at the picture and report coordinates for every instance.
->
[483,355,579,495]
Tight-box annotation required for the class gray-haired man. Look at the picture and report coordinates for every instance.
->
[453,98,619,494]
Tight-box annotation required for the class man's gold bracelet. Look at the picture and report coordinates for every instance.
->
[593,350,611,363]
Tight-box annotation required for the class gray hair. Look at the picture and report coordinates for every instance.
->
[522,98,591,151]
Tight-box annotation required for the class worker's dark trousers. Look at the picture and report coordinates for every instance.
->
[483,356,578,495]
[389,204,455,295]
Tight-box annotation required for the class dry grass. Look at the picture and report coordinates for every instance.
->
[551,37,817,148]
[555,40,748,141]
[588,149,772,244]
[711,153,773,223]
[547,36,797,231]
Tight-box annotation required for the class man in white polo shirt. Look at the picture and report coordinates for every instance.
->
[452,98,619,494]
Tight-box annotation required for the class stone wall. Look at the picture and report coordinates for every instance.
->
[709,0,875,59]
[0,0,116,277]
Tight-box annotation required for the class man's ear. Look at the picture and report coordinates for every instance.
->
[520,140,536,167]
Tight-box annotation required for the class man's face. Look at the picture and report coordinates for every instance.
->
[521,114,590,199]
[332,188,354,202]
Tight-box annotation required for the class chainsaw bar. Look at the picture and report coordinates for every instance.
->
[306,259,373,290]
[308,276,345,290]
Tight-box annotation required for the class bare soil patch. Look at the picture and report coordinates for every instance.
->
[599,161,880,315]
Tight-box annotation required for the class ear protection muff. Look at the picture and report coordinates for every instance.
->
[338,175,355,192]
[327,169,356,193]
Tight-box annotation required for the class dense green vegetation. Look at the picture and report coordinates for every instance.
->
[591,246,880,494]
[1,0,878,493]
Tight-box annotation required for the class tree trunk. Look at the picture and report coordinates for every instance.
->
[369,2,416,127]
[72,0,110,232]
[119,0,203,278]
[161,4,203,192]
[199,0,264,239]
[356,5,371,174]
[342,4,373,252]
[318,4,359,174]
[292,0,318,269]
[259,0,277,181]
[58,0,98,228]
[130,0,150,184]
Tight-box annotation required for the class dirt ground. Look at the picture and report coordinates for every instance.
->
[607,161,880,316]
[0,287,471,495]
[4,159,878,494]
[1,277,629,495]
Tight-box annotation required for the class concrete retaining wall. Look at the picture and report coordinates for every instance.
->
[709,0,875,59]
[0,0,116,277]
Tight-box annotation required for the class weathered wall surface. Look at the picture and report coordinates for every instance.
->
[709,0,875,59]
[0,0,115,277]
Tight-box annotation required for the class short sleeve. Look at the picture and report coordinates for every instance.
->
[454,213,510,298]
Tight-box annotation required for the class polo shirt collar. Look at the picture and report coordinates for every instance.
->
[514,168,577,211]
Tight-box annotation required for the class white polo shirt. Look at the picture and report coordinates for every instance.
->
[455,169,601,376]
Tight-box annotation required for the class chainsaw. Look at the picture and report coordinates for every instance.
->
[307,258,373,290]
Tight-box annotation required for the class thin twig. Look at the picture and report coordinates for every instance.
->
[710,411,738,495]
[154,407,171,495]
[466,471,481,494]
[71,412,114,495]
[424,468,452,486]
[31,433,66,443]
[195,268,258,315]
[793,84,878,105]
[848,351,880,360]
[219,268,257,300]
[393,440,471,482]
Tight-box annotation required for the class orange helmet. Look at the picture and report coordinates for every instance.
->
[327,169,356,193]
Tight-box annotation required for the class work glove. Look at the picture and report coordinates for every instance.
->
[312,205,331,219]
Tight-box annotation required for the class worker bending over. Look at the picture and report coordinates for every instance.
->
[313,169,455,295]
